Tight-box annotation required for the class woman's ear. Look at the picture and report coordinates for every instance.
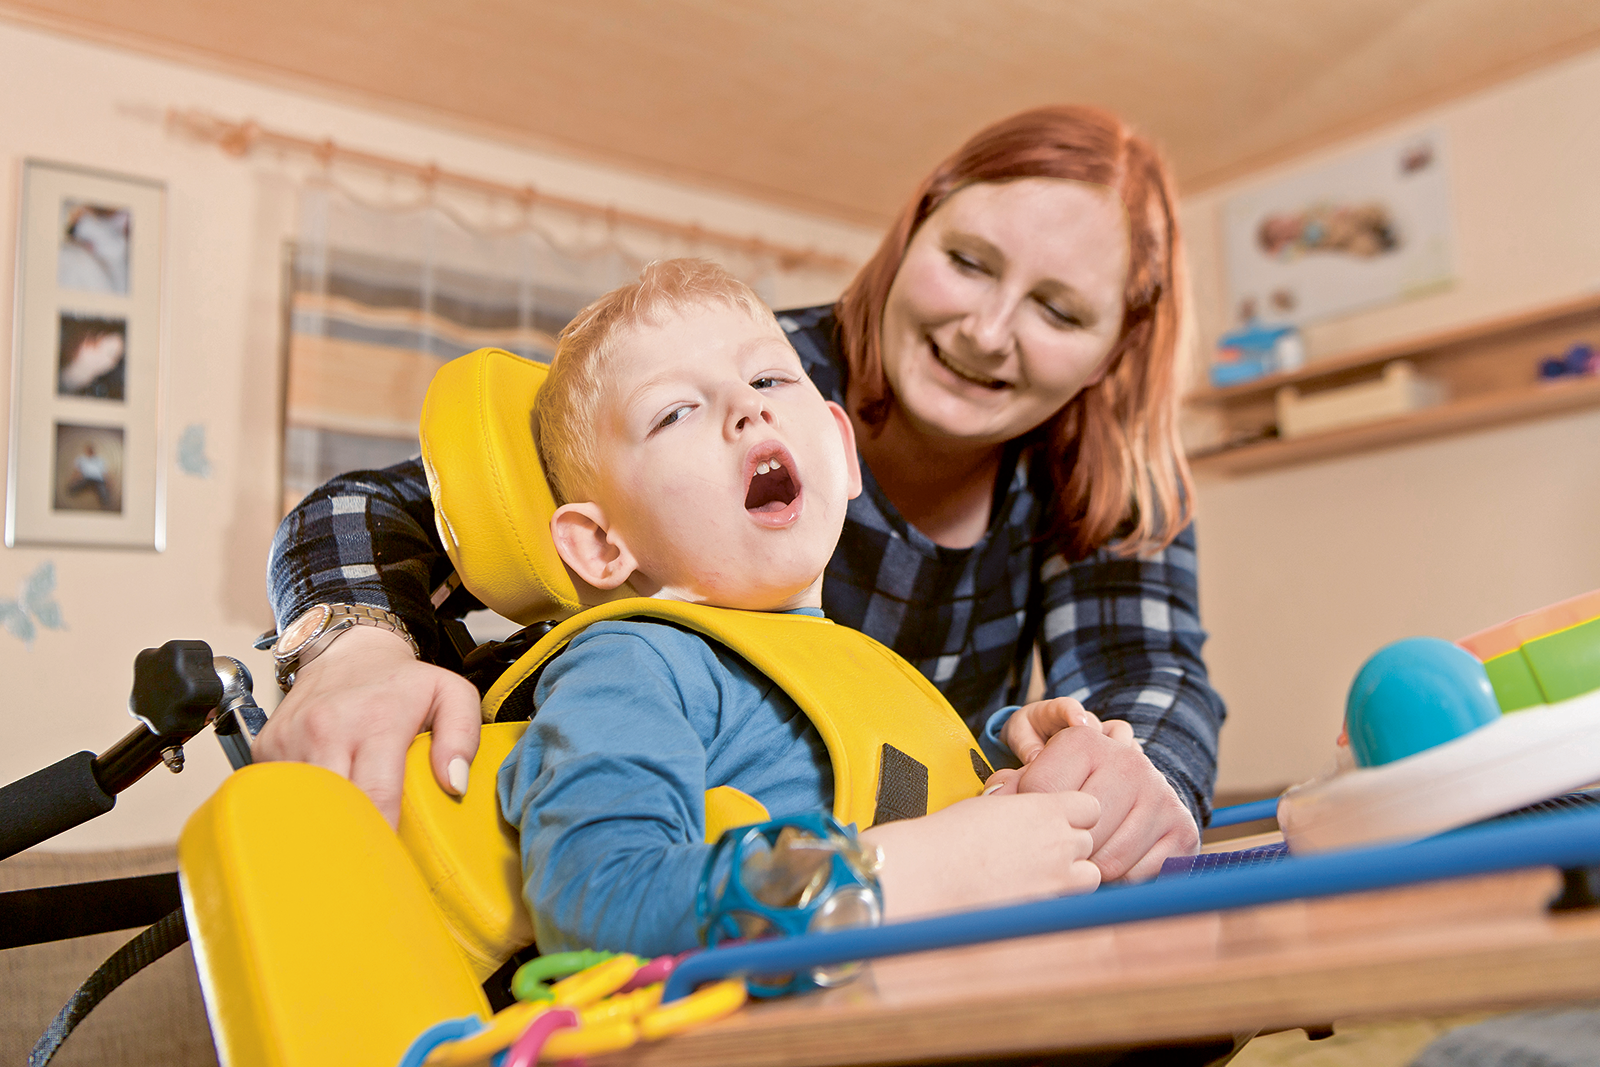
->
[825,400,863,500]
[550,502,640,591]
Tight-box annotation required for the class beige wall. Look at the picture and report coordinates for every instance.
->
[0,17,879,849]
[9,18,1597,843]
[1183,46,1600,796]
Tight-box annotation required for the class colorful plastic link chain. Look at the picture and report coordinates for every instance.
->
[398,950,747,1067]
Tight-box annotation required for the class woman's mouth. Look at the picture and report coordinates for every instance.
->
[744,444,803,527]
[931,341,1008,391]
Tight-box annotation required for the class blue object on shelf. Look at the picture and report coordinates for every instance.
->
[1210,322,1303,388]
[1208,357,1277,388]
[1345,637,1500,768]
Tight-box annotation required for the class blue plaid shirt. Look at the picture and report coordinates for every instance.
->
[268,305,1225,824]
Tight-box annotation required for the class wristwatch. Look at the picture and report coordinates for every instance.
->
[271,602,420,691]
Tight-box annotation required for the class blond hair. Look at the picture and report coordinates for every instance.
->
[535,258,776,503]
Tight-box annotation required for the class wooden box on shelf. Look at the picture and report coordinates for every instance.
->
[1186,293,1600,476]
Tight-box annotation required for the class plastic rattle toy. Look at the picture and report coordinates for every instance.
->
[698,812,884,996]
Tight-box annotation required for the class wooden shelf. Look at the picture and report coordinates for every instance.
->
[1187,292,1600,476]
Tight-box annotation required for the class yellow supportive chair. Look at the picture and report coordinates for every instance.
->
[179,349,989,1067]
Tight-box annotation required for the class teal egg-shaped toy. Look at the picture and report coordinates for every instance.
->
[1345,637,1501,767]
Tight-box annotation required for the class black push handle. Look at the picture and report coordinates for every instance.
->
[0,752,115,862]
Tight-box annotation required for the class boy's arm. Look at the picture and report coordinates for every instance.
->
[497,626,725,959]
[863,791,1101,920]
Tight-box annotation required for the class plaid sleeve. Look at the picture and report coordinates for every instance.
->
[266,457,473,661]
[1037,521,1226,827]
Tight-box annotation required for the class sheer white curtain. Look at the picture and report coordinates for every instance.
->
[282,183,653,513]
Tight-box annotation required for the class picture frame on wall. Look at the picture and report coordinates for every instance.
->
[6,160,166,549]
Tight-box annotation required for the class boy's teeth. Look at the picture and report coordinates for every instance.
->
[757,462,770,475]
[770,458,782,468]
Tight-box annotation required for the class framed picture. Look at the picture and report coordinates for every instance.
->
[1222,128,1455,330]
[6,161,165,548]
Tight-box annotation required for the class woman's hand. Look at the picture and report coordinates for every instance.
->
[252,626,484,828]
[1008,725,1199,883]
[862,791,1101,920]
[1001,697,1135,762]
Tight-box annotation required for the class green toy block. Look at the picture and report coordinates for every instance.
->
[1482,649,1546,712]
[1521,615,1600,704]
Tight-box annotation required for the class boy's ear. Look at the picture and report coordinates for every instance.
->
[825,401,863,500]
[550,502,640,591]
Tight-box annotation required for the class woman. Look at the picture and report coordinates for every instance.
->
[261,105,1223,882]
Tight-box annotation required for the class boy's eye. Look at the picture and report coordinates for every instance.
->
[654,405,693,431]
[751,376,782,390]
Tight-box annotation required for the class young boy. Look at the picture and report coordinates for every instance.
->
[497,259,1110,959]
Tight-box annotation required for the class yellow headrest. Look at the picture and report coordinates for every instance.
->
[419,348,581,624]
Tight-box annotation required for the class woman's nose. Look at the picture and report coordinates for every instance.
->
[962,293,1018,358]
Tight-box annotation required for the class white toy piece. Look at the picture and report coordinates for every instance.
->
[1278,686,1600,853]
[1278,593,1600,854]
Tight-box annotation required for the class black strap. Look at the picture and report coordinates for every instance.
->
[30,907,190,1067]
[0,871,182,949]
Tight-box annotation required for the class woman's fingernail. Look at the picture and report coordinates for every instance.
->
[448,756,470,796]
[984,780,1006,795]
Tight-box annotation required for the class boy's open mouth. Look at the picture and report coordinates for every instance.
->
[744,443,802,525]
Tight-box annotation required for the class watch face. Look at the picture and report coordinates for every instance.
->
[276,604,331,657]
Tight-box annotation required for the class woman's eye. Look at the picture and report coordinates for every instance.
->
[1039,300,1083,328]
[947,249,988,274]
[654,405,692,431]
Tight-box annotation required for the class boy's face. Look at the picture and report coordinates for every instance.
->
[553,302,861,611]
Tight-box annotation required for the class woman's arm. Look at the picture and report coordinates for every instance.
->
[1032,520,1224,879]
[257,458,484,827]
[267,457,461,657]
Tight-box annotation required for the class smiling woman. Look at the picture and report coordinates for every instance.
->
[261,105,1223,885]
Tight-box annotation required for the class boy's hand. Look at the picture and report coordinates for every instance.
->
[1001,697,1134,763]
[252,626,483,828]
[862,791,1101,921]
[1012,728,1198,883]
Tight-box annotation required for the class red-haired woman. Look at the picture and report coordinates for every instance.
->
[262,105,1222,882]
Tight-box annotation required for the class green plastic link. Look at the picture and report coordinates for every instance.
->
[511,950,617,1002]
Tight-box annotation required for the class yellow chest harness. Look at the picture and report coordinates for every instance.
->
[484,598,993,833]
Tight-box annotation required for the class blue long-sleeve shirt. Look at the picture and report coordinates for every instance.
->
[496,613,833,957]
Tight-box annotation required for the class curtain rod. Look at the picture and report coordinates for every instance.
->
[166,109,860,274]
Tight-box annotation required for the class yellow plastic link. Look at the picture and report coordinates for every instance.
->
[418,962,745,1066]
[638,980,748,1041]
[579,983,664,1027]
[548,954,641,1008]
[423,1002,546,1067]
[541,1018,639,1059]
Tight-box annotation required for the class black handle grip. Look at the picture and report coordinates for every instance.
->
[0,751,114,861]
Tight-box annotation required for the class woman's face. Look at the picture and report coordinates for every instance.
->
[878,178,1130,449]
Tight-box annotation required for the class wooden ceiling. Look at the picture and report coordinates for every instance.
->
[6,0,1600,224]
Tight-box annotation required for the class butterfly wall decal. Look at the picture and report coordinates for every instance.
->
[1,562,67,644]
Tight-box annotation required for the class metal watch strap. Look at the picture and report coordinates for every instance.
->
[274,603,419,691]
